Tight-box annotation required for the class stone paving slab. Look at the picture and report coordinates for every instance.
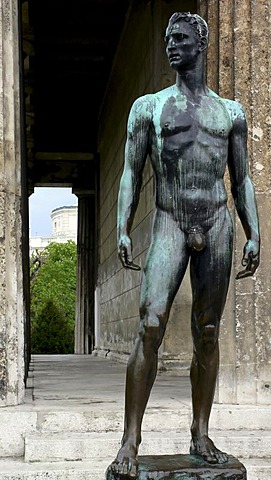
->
[29,355,191,412]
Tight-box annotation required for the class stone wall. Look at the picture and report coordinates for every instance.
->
[198,0,271,405]
[98,0,154,355]
[97,0,195,367]
[0,0,25,405]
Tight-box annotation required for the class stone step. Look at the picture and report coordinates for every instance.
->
[243,458,271,480]
[37,408,190,434]
[0,405,270,459]
[10,403,271,436]
[53,404,271,433]
[0,458,269,480]
[25,431,271,463]
[0,458,108,480]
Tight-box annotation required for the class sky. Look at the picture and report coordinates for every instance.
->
[29,187,78,237]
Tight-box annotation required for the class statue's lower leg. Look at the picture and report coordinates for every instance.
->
[190,331,228,464]
[110,330,159,478]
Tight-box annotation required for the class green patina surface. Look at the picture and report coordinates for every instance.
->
[107,455,246,480]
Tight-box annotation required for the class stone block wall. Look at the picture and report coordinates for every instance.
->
[97,0,195,364]
[98,0,154,355]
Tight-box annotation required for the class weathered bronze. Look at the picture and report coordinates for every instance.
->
[110,11,260,479]
[107,454,247,480]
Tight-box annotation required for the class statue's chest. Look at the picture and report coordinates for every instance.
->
[158,96,231,140]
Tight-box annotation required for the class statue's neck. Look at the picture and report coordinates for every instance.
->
[176,55,207,99]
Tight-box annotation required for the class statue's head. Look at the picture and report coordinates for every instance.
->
[165,12,209,70]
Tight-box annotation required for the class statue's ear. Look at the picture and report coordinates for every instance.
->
[198,38,208,52]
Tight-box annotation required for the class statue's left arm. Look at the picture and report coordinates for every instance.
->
[227,102,260,279]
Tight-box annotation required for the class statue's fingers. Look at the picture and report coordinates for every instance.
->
[249,257,259,275]
[241,252,250,266]
[125,243,134,263]
[236,257,258,279]
[119,247,128,266]
[236,255,252,279]
[236,268,252,280]
[125,260,141,271]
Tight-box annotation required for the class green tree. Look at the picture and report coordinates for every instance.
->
[31,299,74,354]
[30,240,77,354]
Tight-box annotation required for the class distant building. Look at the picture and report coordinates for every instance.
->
[29,205,78,257]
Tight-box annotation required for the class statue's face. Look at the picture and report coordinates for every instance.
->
[165,20,201,70]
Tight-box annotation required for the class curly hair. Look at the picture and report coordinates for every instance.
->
[167,12,209,44]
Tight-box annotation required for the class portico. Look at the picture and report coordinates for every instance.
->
[0,0,269,413]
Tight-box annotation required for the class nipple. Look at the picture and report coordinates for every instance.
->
[187,226,206,252]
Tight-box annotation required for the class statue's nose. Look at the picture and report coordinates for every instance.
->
[167,37,176,48]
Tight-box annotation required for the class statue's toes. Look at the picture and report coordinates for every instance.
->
[202,451,217,464]
[121,460,129,475]
[112,457,138,478]
[109,461,119,473]
[216,451,228,464]
[128,459,138,478]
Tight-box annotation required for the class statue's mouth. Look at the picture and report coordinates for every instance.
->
[168,54,180,61]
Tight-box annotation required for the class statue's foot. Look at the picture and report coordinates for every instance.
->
[190,435,228,464]
[109,443,138,478]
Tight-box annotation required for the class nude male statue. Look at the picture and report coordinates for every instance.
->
[111,12,260,478]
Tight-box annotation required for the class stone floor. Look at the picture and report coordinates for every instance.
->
[27,354,192,412]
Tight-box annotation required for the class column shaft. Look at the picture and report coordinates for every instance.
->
[74,194,96,354]
[0,0,25,405]
[201,0,271,405]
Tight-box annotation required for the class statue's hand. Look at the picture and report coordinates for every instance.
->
[118,234,141,271]
[236,239,260,280]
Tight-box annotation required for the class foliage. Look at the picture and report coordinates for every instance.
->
[30,241,77,354]
[31,299,74,354]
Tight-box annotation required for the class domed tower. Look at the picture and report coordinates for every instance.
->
[51,205,78,242]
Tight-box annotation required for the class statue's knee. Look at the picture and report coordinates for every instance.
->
[200,324,218,354]
[139,307,164,351]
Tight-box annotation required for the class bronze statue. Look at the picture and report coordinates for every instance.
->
[111,12,260,478]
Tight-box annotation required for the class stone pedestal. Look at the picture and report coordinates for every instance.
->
[107,455,246,480]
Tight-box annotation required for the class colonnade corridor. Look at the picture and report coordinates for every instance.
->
[28,186,97,359]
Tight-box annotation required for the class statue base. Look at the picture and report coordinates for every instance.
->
[106,454,247,480]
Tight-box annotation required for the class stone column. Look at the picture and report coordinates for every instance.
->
[198,0,271,405]
[73,190,96,354]
[0,0,25,405]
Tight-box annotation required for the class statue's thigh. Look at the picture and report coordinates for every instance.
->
[140,224,188,314]
[190,214,233,322]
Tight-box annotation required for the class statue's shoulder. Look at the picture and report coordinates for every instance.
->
[221,98,246,122]
[130,86,176,118]
[207,89,245,117]
[130,93,155,120]
[153,84,177,101]
[208,89,247,129]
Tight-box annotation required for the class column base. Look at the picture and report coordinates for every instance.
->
[106,454,247,480]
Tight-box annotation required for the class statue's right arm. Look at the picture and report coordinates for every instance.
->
[117,95,152,270]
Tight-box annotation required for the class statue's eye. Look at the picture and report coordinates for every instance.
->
[175,33,187,41]
[164,32,188,45]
